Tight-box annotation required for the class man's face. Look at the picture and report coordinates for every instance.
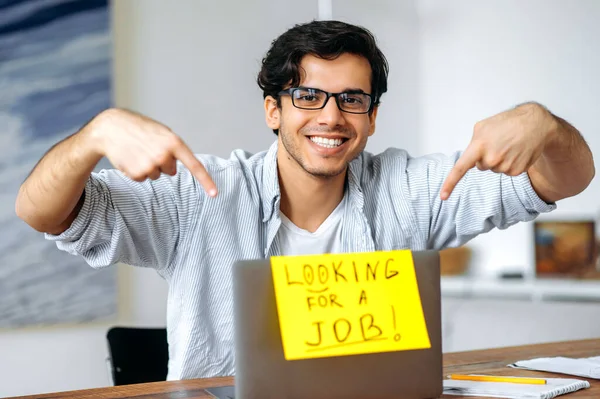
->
[265,53,378,178]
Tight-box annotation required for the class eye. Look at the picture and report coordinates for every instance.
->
[342,97,363,104]
[300,94,318,102]
[293,89,325,106]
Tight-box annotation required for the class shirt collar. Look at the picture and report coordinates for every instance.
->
[261,140,366,223]
[347,152,365,211]
[261,140,280,223]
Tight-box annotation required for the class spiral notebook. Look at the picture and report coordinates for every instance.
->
[443,376,590,399]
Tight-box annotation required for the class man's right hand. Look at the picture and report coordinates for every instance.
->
[88,108,218,197]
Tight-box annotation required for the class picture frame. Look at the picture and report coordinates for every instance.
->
[534,220,599,279]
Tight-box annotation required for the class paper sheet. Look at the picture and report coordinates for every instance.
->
[509,356,600,379]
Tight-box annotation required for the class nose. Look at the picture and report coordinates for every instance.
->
[316,96,345,128]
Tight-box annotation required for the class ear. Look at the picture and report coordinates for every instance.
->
[368,105,379,136]
[264,96,281,131]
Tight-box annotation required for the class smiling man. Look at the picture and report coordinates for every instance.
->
[15,20,594,380]
[264,51,380,254]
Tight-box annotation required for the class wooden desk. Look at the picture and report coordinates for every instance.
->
[10,339,600,399]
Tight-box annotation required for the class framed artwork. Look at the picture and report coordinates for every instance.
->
[0,0,116,327]
[534,220,599,279]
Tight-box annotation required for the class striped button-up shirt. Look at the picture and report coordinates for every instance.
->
[45,140,555,380]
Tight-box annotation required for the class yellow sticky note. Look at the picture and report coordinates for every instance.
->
[270,250,431,361]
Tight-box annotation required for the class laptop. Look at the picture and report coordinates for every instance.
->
[207,250,442,399]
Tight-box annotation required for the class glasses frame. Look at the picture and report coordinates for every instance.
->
[278,87,374,114]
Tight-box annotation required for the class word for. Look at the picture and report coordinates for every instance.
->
[306,289,370,311]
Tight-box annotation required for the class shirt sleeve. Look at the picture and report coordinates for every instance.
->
[44,162,202,271]
[404,151,557,249]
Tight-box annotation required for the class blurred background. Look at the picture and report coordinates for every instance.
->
[1,0,599,396]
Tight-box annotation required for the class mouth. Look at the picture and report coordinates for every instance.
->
[308,136,348,149]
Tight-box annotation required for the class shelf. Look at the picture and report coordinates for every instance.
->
[440,276,600,302]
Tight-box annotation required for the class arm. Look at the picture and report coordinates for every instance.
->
[440,102,594,203]
[15,119,103,235]
[527,106,595,203]
[405,153,555,249]
[16,108,216,235]
[16,108,217,269]
[45,164,202,270]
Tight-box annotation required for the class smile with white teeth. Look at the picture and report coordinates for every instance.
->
[309,136,344,149]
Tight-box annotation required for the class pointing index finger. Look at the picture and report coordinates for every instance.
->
[172,144,218,197]
[440,144,481,201]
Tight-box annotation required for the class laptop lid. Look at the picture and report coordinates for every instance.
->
[233,250,442,399]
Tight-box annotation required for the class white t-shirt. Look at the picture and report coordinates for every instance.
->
[277,195,347,256]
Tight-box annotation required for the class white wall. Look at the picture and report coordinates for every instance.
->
[418,0,600,278]
[419,0,600,353]
[324,0,600,354]
[334,0,421,156]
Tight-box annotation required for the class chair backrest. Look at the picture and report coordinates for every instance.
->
[106,326,168,385]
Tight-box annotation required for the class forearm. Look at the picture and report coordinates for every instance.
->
[15,120,104,233]
[528,108,595,203]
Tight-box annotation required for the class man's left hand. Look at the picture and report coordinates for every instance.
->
[440,103,557,200]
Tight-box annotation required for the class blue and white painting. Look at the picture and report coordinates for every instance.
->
[0,0,116,327]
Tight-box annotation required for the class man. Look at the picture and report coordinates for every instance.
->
[15,20,594,379]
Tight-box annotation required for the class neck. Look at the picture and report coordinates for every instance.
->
[277,154,346,234]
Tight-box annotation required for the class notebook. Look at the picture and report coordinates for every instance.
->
[443,376,590,399]
[509,356,600,379]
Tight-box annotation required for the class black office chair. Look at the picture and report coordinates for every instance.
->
[106,326,169,385]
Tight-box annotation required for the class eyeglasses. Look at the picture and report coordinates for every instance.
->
[278,87,373,114]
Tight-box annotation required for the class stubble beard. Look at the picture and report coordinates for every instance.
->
[279,122,364,179]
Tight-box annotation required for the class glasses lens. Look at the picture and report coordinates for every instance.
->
[338,93,371,113]
[292,88,327,109]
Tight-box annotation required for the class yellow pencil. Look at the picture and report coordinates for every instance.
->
[448,374,547,385]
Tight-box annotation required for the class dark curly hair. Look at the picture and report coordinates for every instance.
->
[257,20,389,135]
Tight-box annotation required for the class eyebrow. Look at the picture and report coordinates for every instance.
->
[298,86,368,94]
[341,87,368,94]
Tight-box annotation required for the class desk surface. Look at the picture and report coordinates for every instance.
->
[10,338,600,399]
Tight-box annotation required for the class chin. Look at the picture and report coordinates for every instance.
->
[302,163,347,179]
